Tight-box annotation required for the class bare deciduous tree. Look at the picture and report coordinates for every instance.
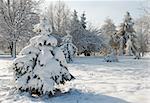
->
[135,15,150,56]
[0,0,40,58]
[47,1,71,35]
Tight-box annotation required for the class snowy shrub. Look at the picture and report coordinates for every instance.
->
[12,17,75,96]
[104,49,118,62]
[103,34,120,62]
[12,34,74,96]
[60,34,77,63]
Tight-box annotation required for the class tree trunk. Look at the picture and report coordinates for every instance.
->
[141,51,144,57]
[12,41,16,58]
[8,42,13,57]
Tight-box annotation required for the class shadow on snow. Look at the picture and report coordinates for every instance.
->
[30,89,130,103]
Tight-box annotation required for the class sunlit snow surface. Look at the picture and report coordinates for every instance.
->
[0,55,150,103]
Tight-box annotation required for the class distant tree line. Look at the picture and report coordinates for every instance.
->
[0,0,149,58]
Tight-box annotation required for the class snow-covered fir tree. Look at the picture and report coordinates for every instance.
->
[126,34,141,59]
[117,12,135,55]
[80,12,86,29]
[60,33,77,63]
[12,17,74,96]
[125,34,133,56]
[119,36,124,56]
[115,12,141,59]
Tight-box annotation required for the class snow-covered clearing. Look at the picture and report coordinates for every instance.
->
[0,55,150,103]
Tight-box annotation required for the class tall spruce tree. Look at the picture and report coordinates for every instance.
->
[117,12,135,55]
[80,12,86,29]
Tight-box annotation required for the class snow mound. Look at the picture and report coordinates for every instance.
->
[104,52,118,62]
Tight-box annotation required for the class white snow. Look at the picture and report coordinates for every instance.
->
[37,35,58,47]
[0,55,150,103]
[19,45,39,55]
[54,47,68,67]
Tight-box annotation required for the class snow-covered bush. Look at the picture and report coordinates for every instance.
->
[104,35,119,62]
[104,42,118,62]
[13,34,74,96]
[104,50,118,62]
[60,34,77,63]
[12,17,74,96]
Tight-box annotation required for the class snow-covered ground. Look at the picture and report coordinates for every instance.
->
[0,55,150,103]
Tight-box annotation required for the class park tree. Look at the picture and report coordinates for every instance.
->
[101,18,117,55]
[0,0,40,58]
[47,1,71,35]
[117,12,136,55]
[60,33,77,63]
[104,33,120,62]
[80,12,86,29]
[134,15,150,56]
[69,10,85,54]
[12,17,74,96]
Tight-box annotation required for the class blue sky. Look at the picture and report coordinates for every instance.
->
[44,0,147,26]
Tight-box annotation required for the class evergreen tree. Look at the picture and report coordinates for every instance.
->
[126,34,141,59]
[125,34,133,56]
[12,17,74,96]
[70,10,85,54]
[80,12,86,29]
[117,12,136,55]
[60,33,77,63]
